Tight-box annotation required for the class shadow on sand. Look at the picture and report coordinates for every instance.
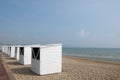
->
[11,67,37,76]
[7,61,21,66]
[5,57,15,60]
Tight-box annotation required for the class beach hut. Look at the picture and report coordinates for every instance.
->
[4,46,8,54]
[10,46,15,58]
[7,46,11,56]
[19,46,31,65]
[2,46,9,55]
[15,46,21,60]
[2,46,5,53]
[3,46,6,53]
[31,44,62,75]
[2,46,4,53]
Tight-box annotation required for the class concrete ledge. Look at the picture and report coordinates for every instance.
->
[0,53,16,80]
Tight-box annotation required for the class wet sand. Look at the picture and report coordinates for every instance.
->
[1,53,120,80]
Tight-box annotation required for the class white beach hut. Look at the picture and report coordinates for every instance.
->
[31,44,62,75]
[19,46,31,65]
[2,46,10,54]
[2,46,5,53]
[4,46,8,54]
[3,46,6,54]
[7,46,11,56]
[15,45,21,60]
[10,46,16,58]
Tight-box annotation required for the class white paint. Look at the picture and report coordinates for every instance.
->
[15,46,21,61]
[7,46,11,56]
[10,46,15,57]
[3,46,9,55]
[19,46,31,65]
[2,46,5,53]
[31,44,62,75]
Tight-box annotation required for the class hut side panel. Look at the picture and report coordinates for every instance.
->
[4,47,8,54]
[7,47,11,56]
[15,47,20,60]
[10,47,15,57]
[2,47,4,52]
[24,47,31,64]
[40,46,62,75]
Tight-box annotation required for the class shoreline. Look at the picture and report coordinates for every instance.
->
[63,55,120,65]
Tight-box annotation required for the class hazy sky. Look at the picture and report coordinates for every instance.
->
[0,0,120,48]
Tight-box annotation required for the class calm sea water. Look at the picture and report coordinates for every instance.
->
[63,48,120,62]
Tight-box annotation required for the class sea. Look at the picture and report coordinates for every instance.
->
[63,48,120,62]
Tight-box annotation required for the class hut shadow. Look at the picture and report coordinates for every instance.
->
[2,54,9,58]
[7,61,21,66]
[3,54,9,57]
[5,57,15,60]
[11,67,37,76]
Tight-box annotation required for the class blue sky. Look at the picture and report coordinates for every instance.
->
[0,0,120,48]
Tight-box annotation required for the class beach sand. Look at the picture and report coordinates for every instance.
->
[1,53,120,80]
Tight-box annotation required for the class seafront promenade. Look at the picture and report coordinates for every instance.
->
[0,52,9,80]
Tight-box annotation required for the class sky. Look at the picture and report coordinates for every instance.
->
[0,0,120,48]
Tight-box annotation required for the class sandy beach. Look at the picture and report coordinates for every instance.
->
[1,52,120,80]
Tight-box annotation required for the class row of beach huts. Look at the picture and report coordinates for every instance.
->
[1,44,62,75]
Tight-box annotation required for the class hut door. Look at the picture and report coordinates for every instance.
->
[20,47,24,55]
[32,48,40,60]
